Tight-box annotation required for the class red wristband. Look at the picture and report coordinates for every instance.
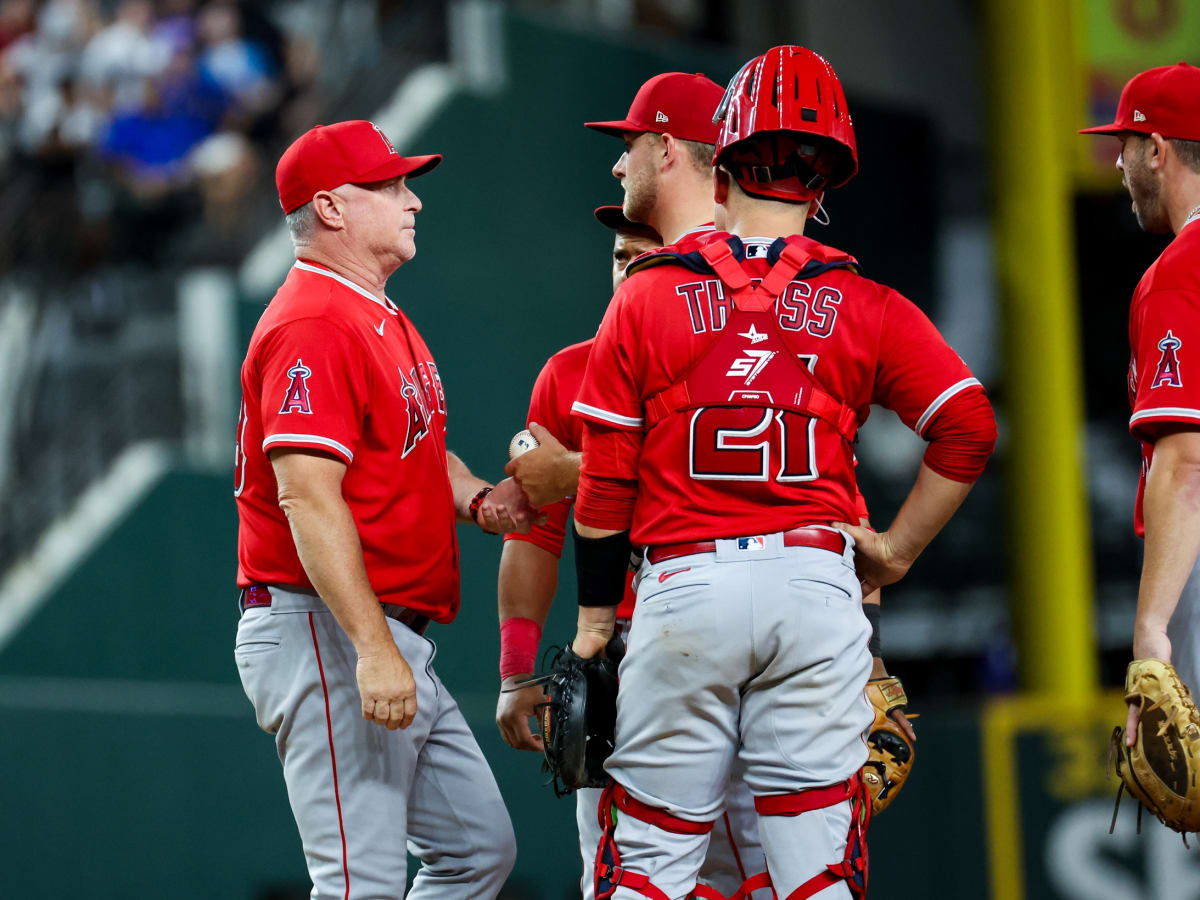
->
[500,617,542,680]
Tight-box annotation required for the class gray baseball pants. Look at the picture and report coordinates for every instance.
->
[235,587,515,899]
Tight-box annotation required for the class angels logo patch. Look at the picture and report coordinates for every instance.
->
[1151,331,1183,389]
[280,359,313,414]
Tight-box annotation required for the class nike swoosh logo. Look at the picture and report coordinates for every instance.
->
[374,319,385,336]
[658,567,691,583]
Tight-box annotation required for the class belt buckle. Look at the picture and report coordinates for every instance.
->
[736,535,766,552]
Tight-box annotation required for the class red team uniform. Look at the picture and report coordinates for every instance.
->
[1127,218,1200,537]
[236,259,460,621]
[572,233,988,541]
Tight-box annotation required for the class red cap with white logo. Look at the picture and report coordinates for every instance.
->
[585,72,724,144]
[1080,62,1200,140]
[276,120,442,214]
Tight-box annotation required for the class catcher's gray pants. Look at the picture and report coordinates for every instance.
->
[234,587,515,899]
[1169,553,1200,694]
[604,531,873,899]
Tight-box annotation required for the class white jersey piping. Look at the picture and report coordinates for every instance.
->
[263,433,354,462]
[915,378,983,436]
[293,261,399,315]
[571,401,644,429]
[1130,407,1200,427]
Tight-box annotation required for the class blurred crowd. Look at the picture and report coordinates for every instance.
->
[0,0,322,267]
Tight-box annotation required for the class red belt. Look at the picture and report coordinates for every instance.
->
[240,585,431,636]
[645,527,846,565]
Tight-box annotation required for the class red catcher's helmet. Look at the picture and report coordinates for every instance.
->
[713,46,858,204]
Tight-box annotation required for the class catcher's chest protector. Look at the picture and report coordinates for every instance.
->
[642,238,859,445]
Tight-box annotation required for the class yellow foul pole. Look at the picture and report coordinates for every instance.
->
[982,0,1097,697]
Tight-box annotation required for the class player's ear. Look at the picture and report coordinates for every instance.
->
[1149,133,1169,171]
[658,132,676,170]
[312,190,346,230]
[713,166,730,205]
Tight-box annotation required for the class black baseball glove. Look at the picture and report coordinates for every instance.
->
[516,636,624,796]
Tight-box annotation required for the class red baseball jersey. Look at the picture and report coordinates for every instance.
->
[1127,217,1200,537]
[505,339,637,620]
[236,259,461,621]
[573,234,986,545]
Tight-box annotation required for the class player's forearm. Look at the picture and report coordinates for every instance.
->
[1136,434,1200,651]
[279,490,394,655]
[884,463,974,566]
[446,451,491,521]
[499,540,559,625]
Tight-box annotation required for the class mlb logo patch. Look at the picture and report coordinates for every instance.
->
[737,536,766,552]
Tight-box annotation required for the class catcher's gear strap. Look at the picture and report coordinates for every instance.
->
[573,529,632,607]
[641,238,859,444]
[624,233,858,281]
[754,774,871,900]
[594,782,717,900]
[595,777,869,900]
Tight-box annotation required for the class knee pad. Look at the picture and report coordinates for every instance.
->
[754,773,871,900]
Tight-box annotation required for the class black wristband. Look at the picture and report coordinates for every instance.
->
[573,529,632,607]
[864,602,881,657]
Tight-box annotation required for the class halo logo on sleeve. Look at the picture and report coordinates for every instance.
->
[1152,330,1183,389]
[280,359,313,414]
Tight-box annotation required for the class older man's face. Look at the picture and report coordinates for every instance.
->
[337,175,424,264]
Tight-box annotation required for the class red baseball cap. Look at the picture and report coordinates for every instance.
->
[276,120,442,214]
[585,72,724,144]
[593,204,661,239]
[1080,62,1200,140]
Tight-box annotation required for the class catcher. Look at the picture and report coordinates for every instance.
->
[497,206,915,898]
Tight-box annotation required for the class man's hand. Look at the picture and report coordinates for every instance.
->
[477,477,548,534]
[497,675,546,751]
[357,646,418,730]
[870,655,917,743]
[834,522,915,595]
[1126,625,1173,747]
[505,423,580,508]
[571,605,617,659]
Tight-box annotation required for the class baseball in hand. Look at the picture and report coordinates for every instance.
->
[509,429,540,459]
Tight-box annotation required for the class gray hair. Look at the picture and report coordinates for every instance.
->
[285,202,317,244]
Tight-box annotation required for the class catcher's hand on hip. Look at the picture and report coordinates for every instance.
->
[497,674,546,752]
[833,521,913,594]
[357,646,417,730]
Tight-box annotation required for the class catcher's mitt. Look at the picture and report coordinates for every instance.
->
[861,676,915,815]
[1110,658,1200,838]
[519,637,623,796]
